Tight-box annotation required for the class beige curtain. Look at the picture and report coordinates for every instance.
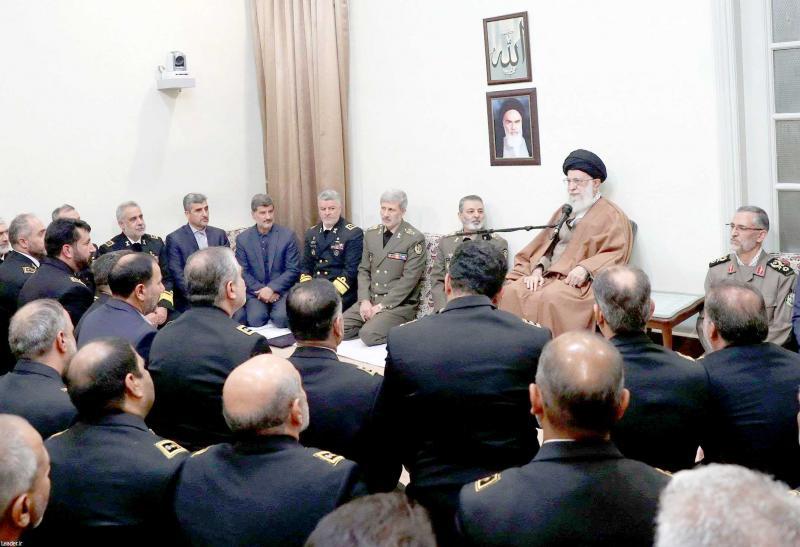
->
[252,0,349,237]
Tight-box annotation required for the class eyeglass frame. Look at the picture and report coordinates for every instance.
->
[562,177,597,186]
[725,223,766,232]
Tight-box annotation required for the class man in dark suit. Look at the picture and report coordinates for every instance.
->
[0,300,77,438]
[700,279,800,487]
[36,338,188,544]
[377,240,551,543]
[77,253,162,362]
[457,331,671,546]
[164,193,230,313]
[286,279,400,492]
[0,213,46,373]
[235,193,300,327]
[593,265,709,471]
[300,189,363,311]
[173,354,366,547]
[74,250,132,338]
[97,201,173,325]
[148,247,271,451]
[18,218,94,326]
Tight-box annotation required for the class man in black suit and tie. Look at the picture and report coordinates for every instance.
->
[593,265,709,471]
[77,253,162,363]
[457,331,671,546]
[376,240,551,543]
[0,214,46,373]
[700,279,800,487]
[164,193,230,313]
[286,279,400,492]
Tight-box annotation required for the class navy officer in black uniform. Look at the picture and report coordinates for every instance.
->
[593,265,709,472]
[700,279,800,488]
[36,338,188,544]
[147,247,271,451]
[17,218,95,327]
[300,189,363,310]
[286,279,401,493]
[0,300,77,438]
[174,354,366,547]
[97,201,173,325]
[376,240,551,544]
[457,331,671,546]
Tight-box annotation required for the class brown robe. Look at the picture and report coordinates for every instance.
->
[499,197,633,336]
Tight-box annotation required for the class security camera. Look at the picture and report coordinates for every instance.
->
[157,50,195,91]
[169,51,188,73]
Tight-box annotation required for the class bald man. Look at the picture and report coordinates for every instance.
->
[457,332,670,546]
[174,355,366,547]
[0,415,50,543]
[39,339,188,543]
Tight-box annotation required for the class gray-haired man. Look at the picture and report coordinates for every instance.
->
[300,190,364,310]
[342,189,425,346]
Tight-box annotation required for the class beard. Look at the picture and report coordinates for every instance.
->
[730,238,757,254]
[0,242,10,255]
[568,184,596,215]
[463,219,484,232]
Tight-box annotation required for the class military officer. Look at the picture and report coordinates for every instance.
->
[431,195,508,311]
[300,189,364,310]
[17,218,95,327]
[342,189,426,346]
[97,201,173,325]
[0,218,10,261]
[147,247,271,451]
[697,206,796,349]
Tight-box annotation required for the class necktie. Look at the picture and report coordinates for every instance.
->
[195,230,208,250]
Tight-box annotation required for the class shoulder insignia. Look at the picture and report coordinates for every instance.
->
[154,439,188,459]
[149,234,163,242]
[708,255,731,268]
[313,450,345,466]
[300,273,312,283]
[789,489,800,497]
[103,240,115,247]
[369,224,382,231]
[414,243,423,255]
[22,266,36,274]
[191,446,211,458]
[236,325,256,336]
[345,223,357,230]
[676,352,695,361]
[404,227,416,235]
[355,364,377,376]
[522,319,542,328]
[307,224,317,231]
[69,276,87,286]
[767,258,794,277]
[474,473,501,492]
[47,429,69,440]
[655,467,673,477]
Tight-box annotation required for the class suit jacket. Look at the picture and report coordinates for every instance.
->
[147,305,271,450]
[300,218,363,309]
[288,345,401,492]
[174,435,366,547]
[164,224,229,312]
[610,332,710,471]
[457,440,670,546]
[378,295,551,505]
[0,251,38,373]
[74,293,111,339]
[0,359,76,438]
[77,299,158,362]
[700,342,800,487]
[17,257,94,326]
[235,224,300,296]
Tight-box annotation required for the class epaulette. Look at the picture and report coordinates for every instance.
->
[154,439,188,459]
[69,276,87,286]
[103,239,115,247]
[345,223,357,231]
[404,227,417,235]
[474,473,501,493]
[522,318,542,328]
[191,446,211,458]
[307,224,317,231]
[655,467,673,477]
[676,352,695,361]
[22,266,36,274]
[709,255,731,268]
[236,325,256,336]
[148,234,163,242]
[313,450,345,466]
[47,429,69,440]
[368,224,382,231]
[300,273,312,283]
[767,258,794,277]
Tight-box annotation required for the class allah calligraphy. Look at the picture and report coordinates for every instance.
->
[483,12,532,85]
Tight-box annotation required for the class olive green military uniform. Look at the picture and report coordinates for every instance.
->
[430,233,508,311]
[697,251,796,350]
[343,220,426,346]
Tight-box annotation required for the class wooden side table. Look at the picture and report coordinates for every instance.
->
[647,291,704,349]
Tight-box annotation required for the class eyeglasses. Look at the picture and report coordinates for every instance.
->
[562,178,595,186]
[725,223,765,232]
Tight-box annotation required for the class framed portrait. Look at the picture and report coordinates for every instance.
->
[486,88,540,166]
[483,12,532,85]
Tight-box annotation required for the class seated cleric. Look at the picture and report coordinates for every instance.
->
[499,149,633,336]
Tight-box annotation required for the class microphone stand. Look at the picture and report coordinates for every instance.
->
[451,224,556,238]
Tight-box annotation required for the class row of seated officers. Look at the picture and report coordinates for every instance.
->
[1,239,800,545]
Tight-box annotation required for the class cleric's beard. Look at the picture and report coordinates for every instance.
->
[568,184,596,215]
[504,133,525,147]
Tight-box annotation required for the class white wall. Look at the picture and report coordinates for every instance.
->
[0,1,264,243]
[349,0,730,293]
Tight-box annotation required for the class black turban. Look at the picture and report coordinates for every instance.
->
[562,149,607,182]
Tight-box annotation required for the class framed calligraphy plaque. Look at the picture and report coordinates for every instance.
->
[483,12,532,85]
[486,88,540,166]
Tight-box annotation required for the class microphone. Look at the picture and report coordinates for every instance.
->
[550,204,573,240]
